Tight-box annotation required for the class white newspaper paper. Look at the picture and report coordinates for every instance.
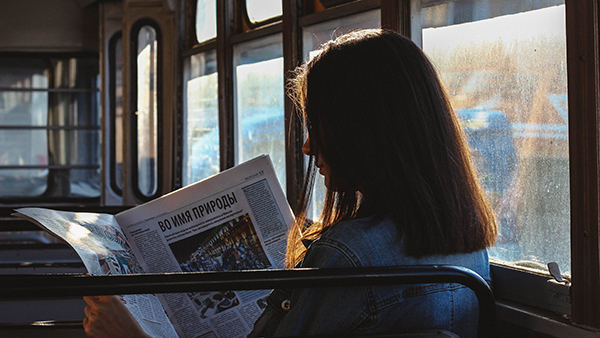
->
[14,155,294,338]
[14,208,180,338]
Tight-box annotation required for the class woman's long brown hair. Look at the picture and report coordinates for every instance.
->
[286,29,497,268]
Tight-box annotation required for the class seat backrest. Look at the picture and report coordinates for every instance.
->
[0,265,495,338]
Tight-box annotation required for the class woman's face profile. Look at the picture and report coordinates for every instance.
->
[302,136,331,188]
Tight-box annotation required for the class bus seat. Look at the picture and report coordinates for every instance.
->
[0,265,495,338]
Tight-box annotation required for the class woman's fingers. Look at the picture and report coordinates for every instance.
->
[82,295,99,305]
[82,295,149,338]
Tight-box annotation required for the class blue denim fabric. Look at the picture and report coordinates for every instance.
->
[263,216,491,338]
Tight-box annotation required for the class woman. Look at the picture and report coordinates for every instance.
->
[249,29,496,337]
[83,29,496,338]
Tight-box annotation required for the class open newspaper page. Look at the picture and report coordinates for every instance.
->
[12,207,179,338]
[116,155,294,338]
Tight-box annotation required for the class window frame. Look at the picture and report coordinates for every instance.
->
[564,0,600,329]
[129,20,163,202]
[108,31,124,197]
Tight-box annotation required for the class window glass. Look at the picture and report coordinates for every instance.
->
[233,34,285,190]
[302,9,381,220]
[196,0,217,43]
[245,0,282,24]
[411,0,569,274]
[0,57,100,198]
[183,51,218,185]
[136,25,158,197]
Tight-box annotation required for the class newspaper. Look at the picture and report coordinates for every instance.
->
[13,208,179,338]
[13,155,294,338]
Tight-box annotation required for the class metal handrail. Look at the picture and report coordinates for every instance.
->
[0,265,496,337]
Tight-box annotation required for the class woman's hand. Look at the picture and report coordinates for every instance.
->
[83,295,150,338]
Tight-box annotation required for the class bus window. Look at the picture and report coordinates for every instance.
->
[195,0,216,43]
[184,51,219,185]
[233,34,285,190]
[0,56,100,200]
[134,25,159,198]
[245,0,282,25]
[412,1,569,274]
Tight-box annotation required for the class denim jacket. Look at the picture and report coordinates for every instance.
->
[249,216,491,338]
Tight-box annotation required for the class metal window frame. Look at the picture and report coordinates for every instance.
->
[129,19,164,202]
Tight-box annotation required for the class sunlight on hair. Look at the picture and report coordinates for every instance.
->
[308,49,321,62]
